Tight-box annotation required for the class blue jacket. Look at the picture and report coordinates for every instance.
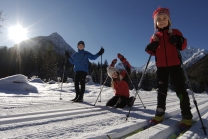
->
[68,49,99,73]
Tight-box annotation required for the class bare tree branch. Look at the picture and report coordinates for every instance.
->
[0,11,5,33]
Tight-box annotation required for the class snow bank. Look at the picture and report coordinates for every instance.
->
[0,74,38,94]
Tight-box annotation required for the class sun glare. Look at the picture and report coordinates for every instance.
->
[9,24,28,43]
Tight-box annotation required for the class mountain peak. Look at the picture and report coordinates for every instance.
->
[45,32,75,54]
[49,32,60,37]
[13,33,76,55]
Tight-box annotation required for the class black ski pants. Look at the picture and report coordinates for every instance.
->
[156,65,193,119]
[106,96,130,108]
[74,71,87,99]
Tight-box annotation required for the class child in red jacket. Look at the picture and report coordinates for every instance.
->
[106,54,134,108]
[145,7,193,131]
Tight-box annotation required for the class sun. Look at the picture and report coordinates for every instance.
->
[9,24,28,43]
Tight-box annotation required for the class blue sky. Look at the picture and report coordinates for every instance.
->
[0,0,208,67]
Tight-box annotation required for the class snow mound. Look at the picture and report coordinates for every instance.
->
[0,74,28,83]
[29,78,44,83]
[48,80,56,84]
[0,74,38,94]
[86,75,94,85]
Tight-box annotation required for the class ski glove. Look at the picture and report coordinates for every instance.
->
[110,59,117,67]
[112,59,117,64]
[97,47,104,56]
[117,53,127,63]
[65,51,70,58]
[169,35,184,45]
[145,41,159,51]
[117,53,124,59]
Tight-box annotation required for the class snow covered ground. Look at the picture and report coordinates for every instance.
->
[0,74,208,139]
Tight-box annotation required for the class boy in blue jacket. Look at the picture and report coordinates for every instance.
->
[65,41,104,102]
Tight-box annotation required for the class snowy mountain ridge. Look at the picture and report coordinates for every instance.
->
[127,46,208,73]
[181,46,208,68]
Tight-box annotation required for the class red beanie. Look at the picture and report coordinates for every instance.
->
[153,7,171,29]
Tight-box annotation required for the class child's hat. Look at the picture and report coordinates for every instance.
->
[78,41,85,46]
[153,7,171,29]
[107,66,117,78]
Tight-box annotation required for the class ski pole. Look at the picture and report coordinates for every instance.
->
[126,53,152,121]
[93,76,108,106]
[99,50,103,102]
[115,98,121,109]
[118,58,146,109]
[60,56,67,100]
[176,48,207,135]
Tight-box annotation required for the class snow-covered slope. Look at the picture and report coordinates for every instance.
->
[0,74,208,139]
[181,46,208,68]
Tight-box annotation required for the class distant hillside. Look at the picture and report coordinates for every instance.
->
[187,54,208,83]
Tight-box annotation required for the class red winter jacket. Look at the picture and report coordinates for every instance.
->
[146,27,187,67]
[113,80,129,98]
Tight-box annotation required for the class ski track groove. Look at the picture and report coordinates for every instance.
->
[0,106,108,126]
[0,94,207,139]
[2,113,125,139]
[0,101,67,109]
[0,97,205,126]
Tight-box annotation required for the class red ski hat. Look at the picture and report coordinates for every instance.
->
[153,7,171,29]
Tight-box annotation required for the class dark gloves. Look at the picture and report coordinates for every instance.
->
[112,59,117,64]
[65,51,70,58]
[97,47,104,56]
[118,53,127,63]
[145,41,159,51]
[169,35,184,45]
[110,59,117,67]
[117,53,124,59]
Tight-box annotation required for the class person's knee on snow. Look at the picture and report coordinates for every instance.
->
[127,96,135,107]
[106,96,119,107]
[115,96,129,108]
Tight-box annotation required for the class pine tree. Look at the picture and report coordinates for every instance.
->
[0,46,8,77]
[39,43,58,80]
[26,49,38,76]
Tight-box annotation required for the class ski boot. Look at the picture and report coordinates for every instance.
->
[149,108,165,126]
[71,95,78,101]
[74,96,83,102]
[179,119,192,132]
